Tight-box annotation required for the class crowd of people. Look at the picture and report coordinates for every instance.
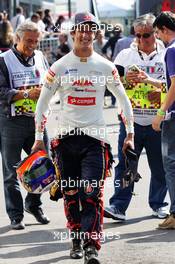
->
[0,6,175,264]
[0,6,70,60]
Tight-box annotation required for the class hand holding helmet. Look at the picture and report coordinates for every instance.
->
[16,150,56,194]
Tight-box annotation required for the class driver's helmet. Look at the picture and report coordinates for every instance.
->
[16,150,56,194]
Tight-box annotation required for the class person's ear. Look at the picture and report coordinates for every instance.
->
[14,34,21,44]
[70,30,75,37]
[162,26,168,33]
[16,34,20,42]
[70,30,75,41]
[94,32,97,40]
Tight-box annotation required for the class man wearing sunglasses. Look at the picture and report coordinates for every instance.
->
[104,13,168,222]
[135,31,154,39]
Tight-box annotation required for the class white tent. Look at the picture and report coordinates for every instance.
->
[97,1,134,18]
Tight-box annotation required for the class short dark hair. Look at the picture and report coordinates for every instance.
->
[44,9,50,16]
[36,9,44,18]
[16,6,23,14]
[31,13,40,20]
[153,11,175,31]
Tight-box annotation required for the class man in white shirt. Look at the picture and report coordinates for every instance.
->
[93,29,107,56]
[104,14,168,222]
[31,12,134,264]
[11,6,25,31]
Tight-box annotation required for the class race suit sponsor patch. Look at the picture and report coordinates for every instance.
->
[67,96,96,106]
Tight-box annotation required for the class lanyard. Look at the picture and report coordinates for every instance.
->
[138,49,157,61]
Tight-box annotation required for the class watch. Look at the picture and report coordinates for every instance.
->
[23,90,29,99]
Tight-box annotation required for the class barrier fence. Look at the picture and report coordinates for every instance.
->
[39,36,59,65]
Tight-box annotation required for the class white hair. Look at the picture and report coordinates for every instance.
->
[15,21,40,38]
[133,13,156,28]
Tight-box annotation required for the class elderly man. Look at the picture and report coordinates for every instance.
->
[0,21,50,230]
[104,13,168,222]
[31,12,134,264]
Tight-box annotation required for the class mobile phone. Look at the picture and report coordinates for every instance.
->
[128,64,140,73]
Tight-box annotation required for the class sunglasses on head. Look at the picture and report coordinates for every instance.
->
[135,32,154,39]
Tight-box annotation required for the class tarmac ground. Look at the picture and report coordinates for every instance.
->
[0,103,174,264]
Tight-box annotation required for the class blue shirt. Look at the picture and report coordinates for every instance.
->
[165,39,175,112]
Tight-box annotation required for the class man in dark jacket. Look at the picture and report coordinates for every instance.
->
[0,21,50,230]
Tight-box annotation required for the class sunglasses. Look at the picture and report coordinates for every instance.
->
[135,32,154,39]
